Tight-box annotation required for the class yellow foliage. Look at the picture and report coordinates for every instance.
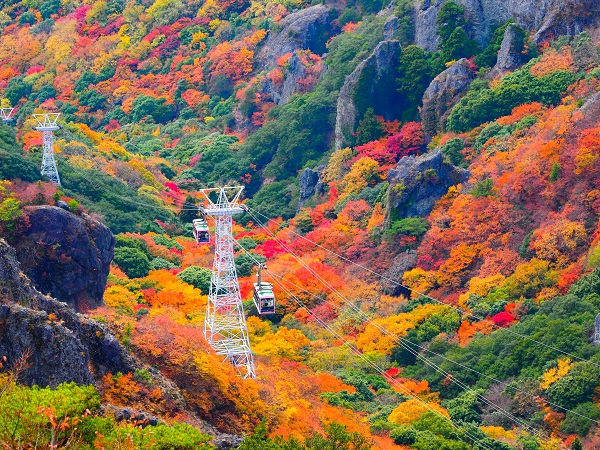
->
[388,399,449,425]
[467,274,506,297]
[322,147,354,182]
[253,326,311,361]
[480,426,516,440]
[402,267,437,295]
[540,358,572,390]
[340,157,381,196]
[356,304,445,354]
[104,285,141,313]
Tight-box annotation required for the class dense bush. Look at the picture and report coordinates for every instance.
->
[113,247,151,278]
[235,252,267,277]
[177,266,212,293]
[447,61,578,132]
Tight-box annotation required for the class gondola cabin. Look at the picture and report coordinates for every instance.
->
[253,281,276,314]
[192,218,210,244]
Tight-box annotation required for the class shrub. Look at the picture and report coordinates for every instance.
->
[235,252,267,277]
[113,247,151,278]
[388,218,429,237]
[177,266,212,293]
[390,426,417,445]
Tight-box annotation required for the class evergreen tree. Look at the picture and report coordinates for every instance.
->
[355,108,384,145]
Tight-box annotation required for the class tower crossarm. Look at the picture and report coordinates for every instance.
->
[0,108,15,122]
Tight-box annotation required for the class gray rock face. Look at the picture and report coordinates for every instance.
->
[261,51,324,105]
[257,5,333,70]
[386,149,469,224]
[383,14,399,40]
[10,206,114,312]
[594,313,600,345]
[489,23,526,78]
[415,0,600,51]
[0,239,135,387]
[380,252,418,296]
[421,58,475,137]
[335,40,401,149]
[299,167,321,202]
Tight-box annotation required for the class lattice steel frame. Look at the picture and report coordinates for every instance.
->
[201,186,255,379]
[34,113,61,186]
[0,108,14,122]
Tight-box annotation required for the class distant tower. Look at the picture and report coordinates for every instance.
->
[201,186,255,379]
[0,107,14,123]
[33,113,61,186]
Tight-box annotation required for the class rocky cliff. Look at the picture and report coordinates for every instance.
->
[415,0,600,51]
[257,4,335,70]
[386,149,470,224]
[8,206,114,313]
[0,238,133,387]
[335,40,401,149]
[421,58,475,138]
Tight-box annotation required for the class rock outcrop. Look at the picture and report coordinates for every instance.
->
[421,58,475,138]
[380,252,417,296]
[261,51,324,105]
[386,149,469,224]
[0,238,134,387]
[594,313,600,345]
[257,4,334,70]
[335,40,401,149]
[9,206,114,312]
[489,23,527,78]
[298,166,325,208]
[415,0,600,52]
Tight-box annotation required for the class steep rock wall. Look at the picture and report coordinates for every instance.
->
[9,205,114,313]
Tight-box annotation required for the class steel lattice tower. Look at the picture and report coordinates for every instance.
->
[201,186,255,379]
[0,107,14,123]
[34,113,61,186]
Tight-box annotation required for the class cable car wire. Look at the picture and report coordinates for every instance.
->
[234,237,549,438]
[242,210,600,430]
[247,206,600,370]
[269,277,497,450]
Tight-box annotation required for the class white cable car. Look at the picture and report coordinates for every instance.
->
[253,265,276,314]
[192,216,210,244]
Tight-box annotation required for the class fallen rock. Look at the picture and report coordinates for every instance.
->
[386,149,469,224]
[380,252,418,296]
[9,205,114,312]
[421,58,475,138]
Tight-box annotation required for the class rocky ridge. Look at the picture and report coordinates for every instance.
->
[415,0,600,52]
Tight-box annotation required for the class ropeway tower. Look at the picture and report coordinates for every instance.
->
[0,107,14,123]
[201,186,255,379]
[34,113,61,186]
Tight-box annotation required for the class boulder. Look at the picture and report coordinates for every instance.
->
[385,149,469,224]
[335,40,401,150]
[489,23,527,78]
[415,0,600,52]
[9,205,114,312]
[421,58,475,138]
[257,4,334,70]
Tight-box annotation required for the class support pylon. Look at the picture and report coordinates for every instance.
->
[0,108,14,123]
[201,186,255,379]
[33,113,61,186]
